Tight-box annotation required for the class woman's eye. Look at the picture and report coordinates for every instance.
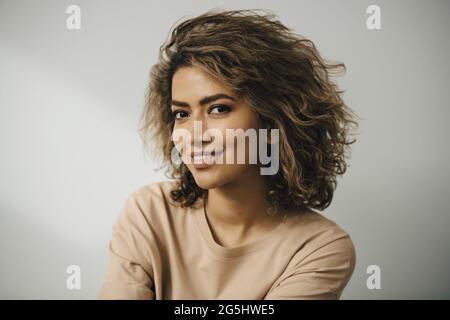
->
[209,104,231,114]
[172,110,188,119]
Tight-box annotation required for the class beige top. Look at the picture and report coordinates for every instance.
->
[97,180,356,300]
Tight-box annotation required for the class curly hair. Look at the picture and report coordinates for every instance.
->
[138,8,359,213]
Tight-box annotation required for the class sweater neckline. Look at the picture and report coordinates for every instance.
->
[190,196,288,260]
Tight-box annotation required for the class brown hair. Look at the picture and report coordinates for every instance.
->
[139,8,360,213]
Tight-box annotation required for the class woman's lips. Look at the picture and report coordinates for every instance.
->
[190,149,224,168]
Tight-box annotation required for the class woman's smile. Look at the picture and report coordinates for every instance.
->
[191,149,224,169]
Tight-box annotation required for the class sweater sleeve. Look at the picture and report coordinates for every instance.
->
[97,193,156,300]
[264,233,356,300]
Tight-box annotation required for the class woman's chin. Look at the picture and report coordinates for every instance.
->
[189,163,253,190]
[190,168,230,190]
[192,174,223,190]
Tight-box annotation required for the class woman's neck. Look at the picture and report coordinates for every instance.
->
[203,169,282,238]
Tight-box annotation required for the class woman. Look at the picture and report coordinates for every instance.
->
[98,9,359,300]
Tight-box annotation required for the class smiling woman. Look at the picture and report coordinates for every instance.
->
[98,8,359,300]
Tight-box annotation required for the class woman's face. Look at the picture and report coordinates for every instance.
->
[171,65,264,190]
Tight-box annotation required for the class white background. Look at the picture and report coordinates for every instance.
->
[1,0,449,299]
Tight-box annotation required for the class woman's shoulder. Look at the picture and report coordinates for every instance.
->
[284,208,356,259]
[117,180,183,224]
[281,209,356,285]
[287,208,352,239]
[130,179,179,202]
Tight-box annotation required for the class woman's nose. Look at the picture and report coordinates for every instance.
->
[186,110,208,140]
[191,121,214,150]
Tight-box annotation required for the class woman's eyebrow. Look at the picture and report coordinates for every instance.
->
[171,93,236,107]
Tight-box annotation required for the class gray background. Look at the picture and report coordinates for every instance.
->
[1,0,449,299]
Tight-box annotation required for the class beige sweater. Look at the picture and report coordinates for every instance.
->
[97,180,356,300]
